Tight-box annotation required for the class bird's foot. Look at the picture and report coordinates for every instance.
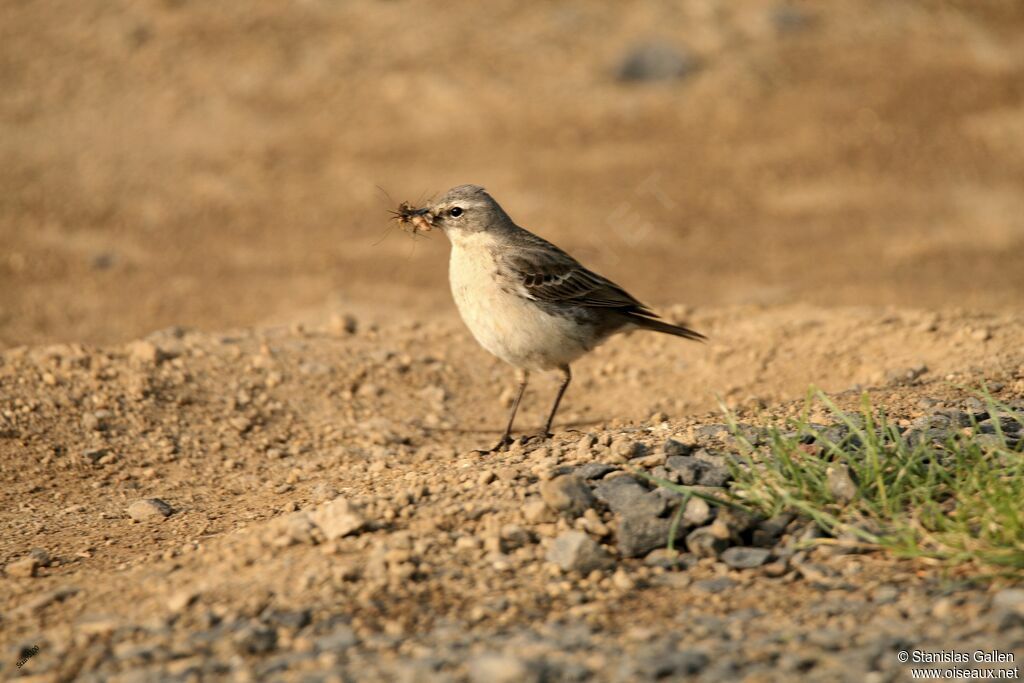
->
[526,431,554,444]
[472,435,515,455]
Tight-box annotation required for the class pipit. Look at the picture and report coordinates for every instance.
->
[396,185,704,452]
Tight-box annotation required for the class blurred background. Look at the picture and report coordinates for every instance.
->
[2,0,1023,349]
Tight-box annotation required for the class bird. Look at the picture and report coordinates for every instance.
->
[398,184,705,453]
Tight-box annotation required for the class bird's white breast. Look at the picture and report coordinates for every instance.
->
[447,231,592,371]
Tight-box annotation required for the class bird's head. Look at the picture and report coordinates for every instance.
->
[396,185,511,237]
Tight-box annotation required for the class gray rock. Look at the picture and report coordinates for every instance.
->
[539,475,596,518]
[546,531,613,574]
[664,454,730,487]
[751,514,794,547]
[644,549,697,570]
[693,424,731,441]
[574,462,617,480]
[638,650,710,678]
[263,608,311,631]
[663,456,704,483]
[315,625,358,652]
[610,438,646,460]
[992,588,1024,630]
[468,654,543,683]
[662,438,694,457]
[685,525,729,558]
[720,546,771,569]
[617,514,686,558]
[28,548,51,566]
[692,577,737,594]
[594,476,666,518]
[233,624,277,654]
[127,498,173,522]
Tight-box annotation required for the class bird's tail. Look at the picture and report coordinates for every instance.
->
[629,314,706,342]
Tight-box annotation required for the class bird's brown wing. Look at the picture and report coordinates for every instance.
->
[497,229,706,342]
[498,244,656,315]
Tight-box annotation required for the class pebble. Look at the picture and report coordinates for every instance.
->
[616,42,700,82]
[546,531,613,574]
[167,590,198,613]
[686,525,729,558]
[720,546,771,569]
[610,438,645,461]
[468,654,543,683]
[593,476,666,518]
[523,499,555,523]
[617,514,684,558]
[539,475,596,517]
[682,497,712,527]
[991,589,1024,630]
[663,438,693,457]
[664,454,730,487]
[574,462,617,480]
[5,556,39,578]
[127,340,164,364]
[612,568,636,591]
[311,497,367,539]
[826,465,858,504]
[127,498,174,522]
[692,577,737,594]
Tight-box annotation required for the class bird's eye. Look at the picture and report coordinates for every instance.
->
[449,207,463,217]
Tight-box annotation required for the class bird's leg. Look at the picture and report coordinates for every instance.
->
[478,369,529,454]
[537,365,572,440]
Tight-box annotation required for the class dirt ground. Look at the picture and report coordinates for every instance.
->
[2,0,1024,681]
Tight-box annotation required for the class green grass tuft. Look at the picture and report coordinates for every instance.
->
[648,389,1024,577]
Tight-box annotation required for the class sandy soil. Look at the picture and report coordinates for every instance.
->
[2,0,1024,681]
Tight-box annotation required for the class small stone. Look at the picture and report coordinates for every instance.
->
[685,525,729,558]
[692,577,737,594]
[315,625,358,652]
[234,624,278,654]
[616,42,700,82]
[167,590,198,613]
[540,475,596,517]
[638,651,710,678]
[611,439,646,460]
[720,546,771,569]
[468,654,543,683]
[546,531,613,574]
[992,589,1024,630]
[972,327,992,342]
[127,498,173,522]
[311,497,366,539]
[82,412,105,432]
[574,462,616,480]
[644,548,692,570]
[682,497,712,527]
[612,568,636,590]
[575,433,597,458]
[5,556,39,578]
[663,438,693,457]
[127,340,164,364]
[826,465,858,504]
[617,514,685,558]
[328,313,358,336]
[594,476,666,518]
[28,548,51,566]
[523,499,555,523]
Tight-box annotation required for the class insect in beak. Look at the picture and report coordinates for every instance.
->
[391,202,435,234]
